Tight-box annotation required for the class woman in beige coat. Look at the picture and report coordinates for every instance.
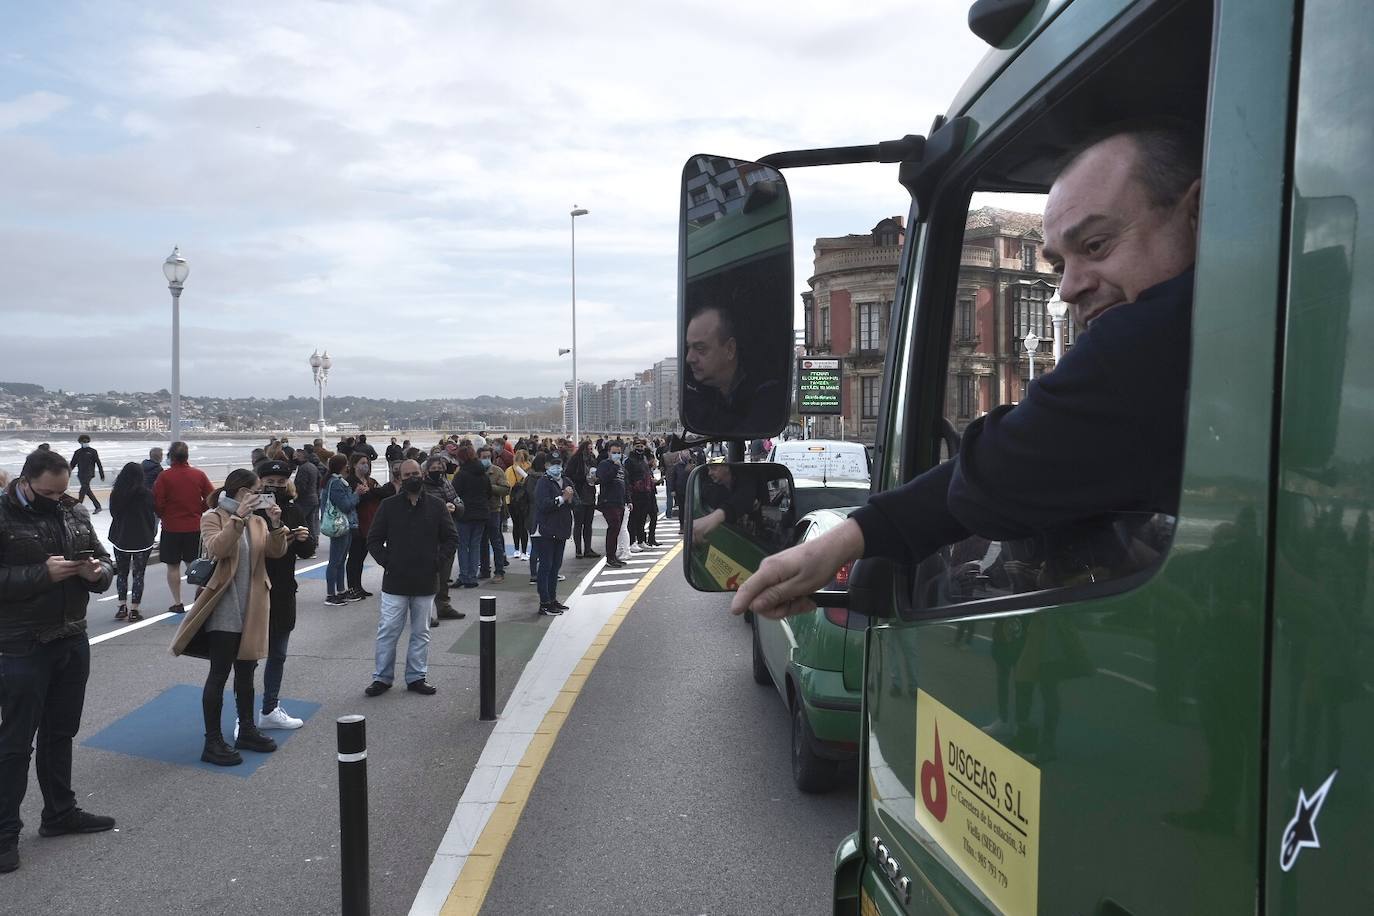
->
[171,468,288,766]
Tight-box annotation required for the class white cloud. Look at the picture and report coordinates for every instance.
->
[0,90,71,130]
[0,0,988,399]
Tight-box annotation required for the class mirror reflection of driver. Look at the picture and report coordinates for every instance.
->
[683,305,779,435]
[692,464,784,549]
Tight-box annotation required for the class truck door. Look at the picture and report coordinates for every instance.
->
[1265,0,1374,909]
[852,1,1295,914]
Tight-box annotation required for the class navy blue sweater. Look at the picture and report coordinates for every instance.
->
[852,268,1194,563]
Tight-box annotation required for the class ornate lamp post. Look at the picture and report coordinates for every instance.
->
[162,247,189,440]
[1023,332,1040,398]
[1047,292,1068,364]
[310,350,332,437]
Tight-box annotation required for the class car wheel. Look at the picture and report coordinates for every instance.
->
[791,698,840,794]
[751,619,771,686]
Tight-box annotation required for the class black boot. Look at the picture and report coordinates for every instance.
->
[234,724,278,753]
[201,735,243,766]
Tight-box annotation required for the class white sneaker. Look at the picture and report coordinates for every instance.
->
[629,543,643,553]
[258,706,304,730]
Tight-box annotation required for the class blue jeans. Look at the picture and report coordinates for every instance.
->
[481,511,506,575]
[0,634,89,840]
[534,536,566,604]
[664,486,675,519]
[373,592,432,686]
[261,630,291,715]
[456,520,484,586]
[327,533,351,595]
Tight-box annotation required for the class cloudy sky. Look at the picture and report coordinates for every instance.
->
[2,1,988,399]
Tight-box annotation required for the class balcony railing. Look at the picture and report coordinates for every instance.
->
[960,245,996,268]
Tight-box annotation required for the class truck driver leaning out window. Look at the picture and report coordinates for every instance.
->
[733,121,1202,619]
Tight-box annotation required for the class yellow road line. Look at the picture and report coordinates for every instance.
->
[439,542,685,915]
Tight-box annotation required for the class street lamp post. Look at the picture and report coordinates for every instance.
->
[1023,332,1040,398]
[645,400,651,435]
[310,350,332,437]
[570,205,589,444]
[162,247,189,440]
[1047,292,1068,364]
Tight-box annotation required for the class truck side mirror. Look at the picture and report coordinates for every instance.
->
[678,155,795,440]
[682,462,797,592]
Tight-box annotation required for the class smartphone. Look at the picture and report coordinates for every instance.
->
[255,492,277,509]
[73,549,96,561]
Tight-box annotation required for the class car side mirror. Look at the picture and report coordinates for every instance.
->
[682,462,798,592]
[678,155,794,440]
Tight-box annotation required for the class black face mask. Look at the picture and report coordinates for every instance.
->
[26,484,60,514]
[265,486,289,502]
[403,477,424,494]
[426,470,444,483]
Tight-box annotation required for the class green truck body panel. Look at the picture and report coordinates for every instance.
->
[845,0,1369,912]
[1267,0,1374,911]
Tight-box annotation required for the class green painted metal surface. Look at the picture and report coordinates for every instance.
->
[1267,0,1374,909]
[855,0,1298,913]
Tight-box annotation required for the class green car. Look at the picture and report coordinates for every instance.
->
[751,507,865,793]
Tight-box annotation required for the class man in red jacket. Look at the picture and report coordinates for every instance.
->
[151,441,213,614]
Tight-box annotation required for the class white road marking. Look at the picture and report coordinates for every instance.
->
[1097,668,1157,693]
[90,558,332,640]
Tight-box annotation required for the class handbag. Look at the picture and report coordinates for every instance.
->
[321,478,350,538]
[185,555,217,587]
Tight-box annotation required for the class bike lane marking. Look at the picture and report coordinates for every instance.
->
[407,543,683,916]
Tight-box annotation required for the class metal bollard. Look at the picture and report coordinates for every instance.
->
[337,715,371,916]
[480,595,497,721]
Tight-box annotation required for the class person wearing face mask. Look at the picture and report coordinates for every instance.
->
[478,447,510,584]
[364,459,458,697]
[0,449,116,874]
[450,445,491,590]
[564,441,599,560]
[170,468,289,767]
[343,453,383,602]
[505,448,534,561]
[253,460,314,731]
[595,441,630,568]
[625,441,656,552]
[530,453,575,616]
[421,456,464,621]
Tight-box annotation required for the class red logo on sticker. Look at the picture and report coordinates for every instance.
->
[920,721,948,822]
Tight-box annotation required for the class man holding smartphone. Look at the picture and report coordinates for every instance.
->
[0,449,115,874]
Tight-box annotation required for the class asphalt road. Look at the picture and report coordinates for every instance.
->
[5,526,601,916]
[480,555,859,916]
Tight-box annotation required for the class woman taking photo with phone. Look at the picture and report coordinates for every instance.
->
[170,468,288,767]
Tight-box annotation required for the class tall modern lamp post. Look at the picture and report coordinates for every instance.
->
[645,400,652,435]
[1047,291,1068,364]
[162,247,189,440]
[570,205,589,444]
[310,350,332,437]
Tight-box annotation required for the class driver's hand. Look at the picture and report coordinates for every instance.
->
[691,509,725,546]
[731,518,865,620]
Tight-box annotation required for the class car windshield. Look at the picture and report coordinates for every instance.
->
[772,444,870,482]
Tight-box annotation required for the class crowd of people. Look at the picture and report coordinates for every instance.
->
[0,427,700,870]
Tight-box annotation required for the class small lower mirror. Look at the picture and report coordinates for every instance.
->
[683,462,797,592]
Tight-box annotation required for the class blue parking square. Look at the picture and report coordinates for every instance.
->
[82,684,321,777]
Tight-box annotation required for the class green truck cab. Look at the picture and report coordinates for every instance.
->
[675,0,1373,913]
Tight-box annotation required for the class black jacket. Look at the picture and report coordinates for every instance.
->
[108,484,158,551]
[141,458,162,491]
[596,458,628,507]
[452,460,491,517]
[70,446,104,481]
[264,500,312,633]
[366,492,460,596]
[566,450,597,502]
[294,460,321,506]
[852,268,1194,562]
[0,489,113,650]
[533,474,575,540]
